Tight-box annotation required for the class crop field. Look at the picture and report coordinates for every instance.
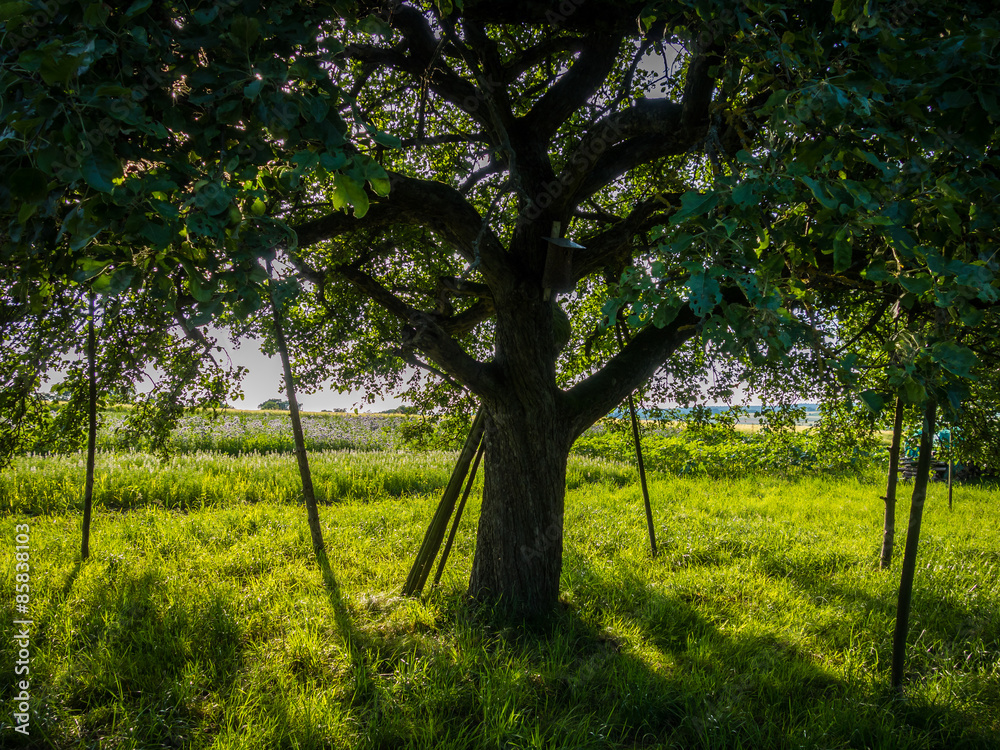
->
[1,413,998,749]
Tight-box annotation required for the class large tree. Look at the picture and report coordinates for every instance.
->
[276,0,766,618]
[4,0,998,622]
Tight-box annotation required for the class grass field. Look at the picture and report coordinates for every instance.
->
[1,422,998,748]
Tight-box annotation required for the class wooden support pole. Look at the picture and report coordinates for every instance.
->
[615,324,656,557]
[880,396,905,570]
[891,399,936,692]
[433,438,485,588]
[403,408,486,597]
[268,268,326,561]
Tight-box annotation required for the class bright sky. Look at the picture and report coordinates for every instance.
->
[217,335,404,412]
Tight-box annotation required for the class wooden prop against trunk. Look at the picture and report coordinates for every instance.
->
[433,438,485,588]
[267,267,326,560]
[891,399,936,692]
[81,290,97,561]
[615,324,657,558]
[403,408,486,597]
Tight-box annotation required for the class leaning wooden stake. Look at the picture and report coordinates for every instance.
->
[616,324,657,557]
[433,438,485,587]
[268,272,326,560]
[81,290,97,561]
[403,408,486,597]
[891,399,936,692]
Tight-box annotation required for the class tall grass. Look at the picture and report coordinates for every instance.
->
[0,451,635,515]
[1,458,997,749]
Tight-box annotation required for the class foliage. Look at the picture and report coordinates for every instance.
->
[573,413,883,479]
[257,398,291,411]
[0,0,369,462]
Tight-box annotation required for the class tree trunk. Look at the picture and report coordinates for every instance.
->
[880,396,905,570]
[81,291,97,561]
[268,277,326,560]
[469,400,571,620]
[891,398,936,692]
[468,286,570,621]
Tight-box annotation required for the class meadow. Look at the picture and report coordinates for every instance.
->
[1,412,998,749]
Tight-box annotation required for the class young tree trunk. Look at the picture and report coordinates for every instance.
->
[81,292,97,561]
[891,398,936,692]
[880,396,905,569]
[268,279,326,560]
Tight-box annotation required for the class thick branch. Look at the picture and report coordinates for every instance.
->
[564,304,702,437]
[680,46,720,130]
[551,100,689,208]
[403,311,499,398]
[318,264,499,398]
[291,174,511,287]
[564,285,747,436]
[521,32,624,142]
[572,195,680,282]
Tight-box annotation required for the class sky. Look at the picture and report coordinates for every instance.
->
[217,334,404,412]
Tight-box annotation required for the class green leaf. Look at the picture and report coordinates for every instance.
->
[672,191,719,223]
[940,89,973,109]
[125,0,152,17]
[82,152,120,193]
[243,79,263,99]
[800,176,840,210]
[310,96,329,123]
[17,202,37,223]
[150,199,180,219]
[863,260,889,282]
[687,270,721,316]
[934,199,963,235]
[902,377,926,405]
[732,182,756,209]
[334,174,369,218]
[0,2,31,22]
[358,13,391,36]
[886,226,916,256]
[189,273,214,303]
[931,342,977,378]
[9,167,49,202]
[833,227,851,273]
[372,131,402,149]
[859,390,883,414]
[83,2,109,26]
[229,15,260,50]
[959,306,985,327]
[899,275,932,295]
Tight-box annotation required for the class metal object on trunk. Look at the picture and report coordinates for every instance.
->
[542,222,583,299]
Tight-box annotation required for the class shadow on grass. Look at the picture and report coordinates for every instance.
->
[567,561,999,749]
[14,535,995,749]
[22,564,246,749]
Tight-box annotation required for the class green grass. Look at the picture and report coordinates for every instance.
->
[1,456,998,749]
